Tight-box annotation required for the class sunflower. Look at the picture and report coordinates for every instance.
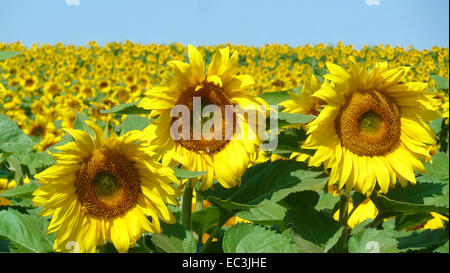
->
[24,114,56,139]
[0,178,17,206]
[21,74,39,93]
[139,45,266,190]
[97,79,112,93]
[280,74,323,118]
[303,57,439,196]
[0,176,31,206]
[43,81,62,98]
[279,74,324,162]
[33,120,180,253]
[34,132,62,152]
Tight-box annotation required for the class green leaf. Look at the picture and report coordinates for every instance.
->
[0,240,9,252]
[236,201,287,226]
[122,115,150,133]
[284,207,341,250]
[73,111,94,135]
[222,223,255,253]
[315,189,340,214]
[0,51,21,61]
[258,91,291,105]
[385,153,449,210]
[370,191,449,219]
[15,150,56,175]
[382,219,449,252]
[271,127,312,155]
[11,198,34,208]
[191,206,221,237]
[270,136,315,163]
[423,183,449,208]
[388,180,447,202]
[222,223,297,253]
[394,212,434,230]
[278,190,319,210]
[434,241,449,253]
[417,152,449,184]
[0,182,39,199]
[150,223,196,253]
[0,209,54,253]
[172,168,206,179]
[0,114,36,153]
[431,75,449,91]
[198,160,327,213]
[289,230,325,253]
[128,235,154,253]
[277,112,315,125]
[100,102,151,115]
[429,117,443,135]
[348,228,399,253]
[351,219,374,236]
[324,227,344,253]
[26,206,43,216]
[397,229,449,251]
[0,152,12,163]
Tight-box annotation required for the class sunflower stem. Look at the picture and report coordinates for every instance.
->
[195,191,204,211]
[336,191,349,253]
[181,180,193,230]
[7,156,23,186]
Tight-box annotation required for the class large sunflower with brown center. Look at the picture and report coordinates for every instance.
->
[33,120,180,253]
[139,45,266,190]
[303,57,439,196]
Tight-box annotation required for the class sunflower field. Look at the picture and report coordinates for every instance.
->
[0,41,448,254]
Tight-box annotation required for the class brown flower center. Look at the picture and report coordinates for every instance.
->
[75,148,141,217]
[335,89,401,156]
[173,81,234,154]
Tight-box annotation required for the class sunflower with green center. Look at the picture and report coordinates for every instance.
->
[303,57,439,196]
[33,120,180,253]
[139,45,266,190]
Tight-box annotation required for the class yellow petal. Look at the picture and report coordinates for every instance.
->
[388,149,416,183]
[110,216,130,253]
[371,157,390,194]
[206,74,223,87]
[188,45,205,83]
[64,129,94,154]
[85,120,104,149]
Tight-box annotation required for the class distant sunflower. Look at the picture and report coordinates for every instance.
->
[24,114,55,138]
[280,74,323,117]
[139,45,266,190]
[43,81,62,98]
[280,74,324,162]
[303,57,439,196]
[21,75,39,92]
[97,79,111,93]
[0,178,17,206]
[33,121,179,253]
[0,177,31,206]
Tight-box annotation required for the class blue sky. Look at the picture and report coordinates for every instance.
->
[1,0,448,49]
